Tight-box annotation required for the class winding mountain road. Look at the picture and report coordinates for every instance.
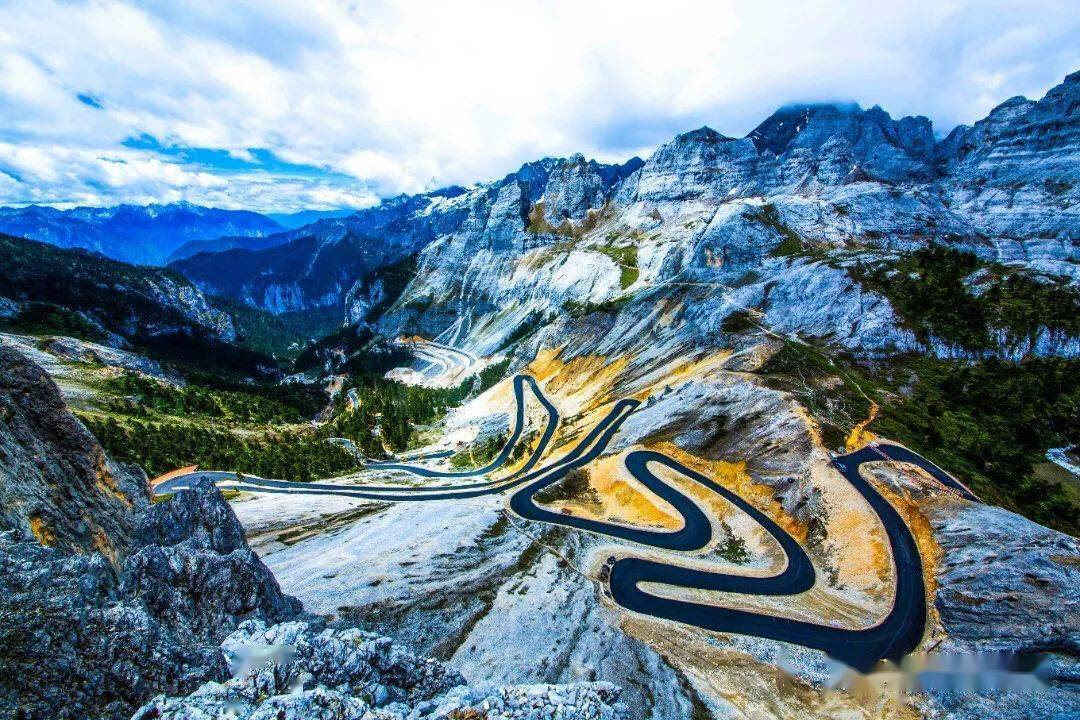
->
[157,372,975,671]
[365,375,557,478]
[395,337,478,384]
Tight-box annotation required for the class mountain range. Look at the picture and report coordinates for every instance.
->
[169,158,644,314]
[165,72,1077,334]
[7,72,1075,321]
[0,201,283,265]
[0,202,369,267]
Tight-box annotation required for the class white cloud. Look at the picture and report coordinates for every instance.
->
[0,0,1076,211]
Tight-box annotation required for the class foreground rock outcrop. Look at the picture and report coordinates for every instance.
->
[123,478,303,643]
[931,502,1080,656]
[136,619,626,720]
[0,530,230,719]
[0,471,299,719]
[0,477,628,720]
[0,345,148,557]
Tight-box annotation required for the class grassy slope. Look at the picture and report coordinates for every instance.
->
[78,371,355,482]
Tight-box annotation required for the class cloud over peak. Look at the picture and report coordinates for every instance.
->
[1,0,1077,212]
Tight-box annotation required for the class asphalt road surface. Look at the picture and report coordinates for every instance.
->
[157,372,976,671]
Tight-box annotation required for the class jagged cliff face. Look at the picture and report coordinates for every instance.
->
[173,157,642,316]
[367,72,1077,361]
[939,71,1080,246]
[165,73,1077,336]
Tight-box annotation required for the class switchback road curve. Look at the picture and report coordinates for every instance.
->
[157,373,974,671]
[365,375,557,480]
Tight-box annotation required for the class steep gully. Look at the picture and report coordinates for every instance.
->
[157,373,975,672]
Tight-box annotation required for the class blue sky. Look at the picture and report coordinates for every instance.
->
[0,0,1077,213]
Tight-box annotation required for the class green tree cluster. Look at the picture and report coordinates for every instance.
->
[325,358,511,456]
[852,245,1080,353]
[104,372,323,424]
[81,414,355,482]
[449,432,508,470]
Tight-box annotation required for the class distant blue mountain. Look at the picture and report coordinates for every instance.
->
[166,209,359,262]
[0,201,283,265]
[166,233,292,264]
[268,208,357,229]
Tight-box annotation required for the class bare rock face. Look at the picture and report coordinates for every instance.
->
[911,501,1080,720]
[362,70,1079,359]
[631,127,759,203]
[0,345,148,557]
[134,619,627,720]
[122,478,303,643]
[220,619,467,706]
[0,362,302,720]
[938,70,1080,241]
[40,335,176,381]
[0,531,229,720]
[0,479,306,720]
[931,502,1080,655]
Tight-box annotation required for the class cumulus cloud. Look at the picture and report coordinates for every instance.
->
[0,0,1076,211]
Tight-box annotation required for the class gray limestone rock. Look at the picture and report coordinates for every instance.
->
[122,478,302,643]
[133,619,627,720]
[0,531,228,720]
[0,345,149,556]
[931,502,1080,656]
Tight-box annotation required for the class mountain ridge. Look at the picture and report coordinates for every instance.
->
[170,71,1077,324]
[169,155,645,314]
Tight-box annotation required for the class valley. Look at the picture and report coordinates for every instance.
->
[157,371,965,673]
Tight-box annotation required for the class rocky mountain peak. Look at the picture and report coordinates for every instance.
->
[747,102,860,155]
[172,69,1078,323]
[628,125,757,203]
[742,100,940,186]
[674,125,736,145]
[535,153,639,223]
[504,157,563,201]
[932,70,1079,239]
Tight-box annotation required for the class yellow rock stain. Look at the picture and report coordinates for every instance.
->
[28,515,56,546]
[543,451,683,530]
[656,441,808,543]
[845,401,879,451]
[93,450,133,508]
[526,346,632,410]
